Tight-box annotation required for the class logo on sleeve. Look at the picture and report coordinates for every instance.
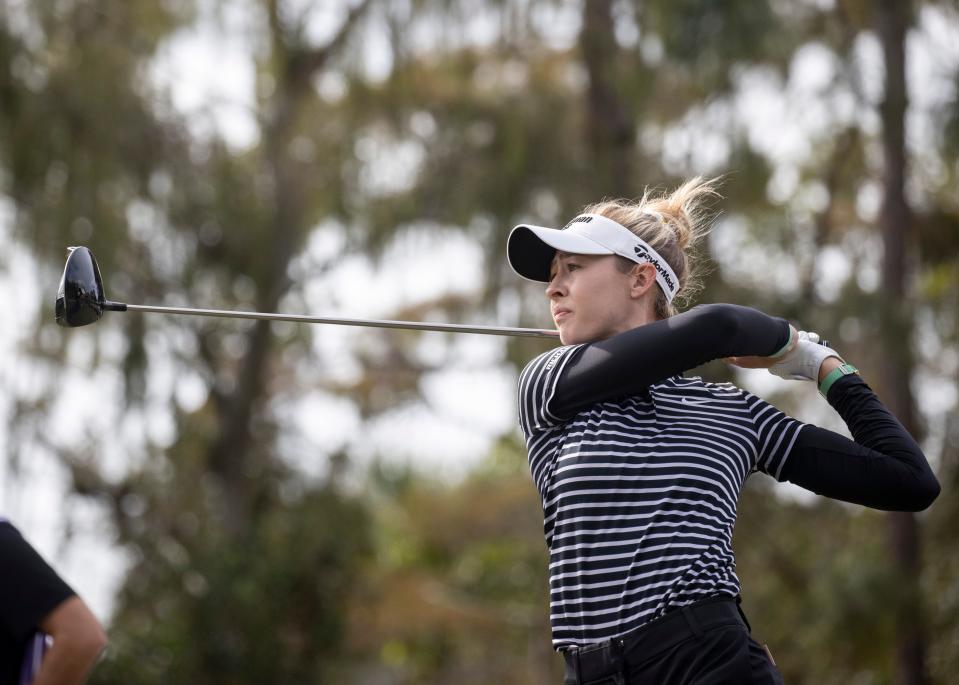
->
[544,348,565,371]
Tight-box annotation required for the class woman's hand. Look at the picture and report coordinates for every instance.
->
[724,324,799,369]
[767,333,844,382]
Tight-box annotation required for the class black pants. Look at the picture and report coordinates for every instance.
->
[562,597,784,685]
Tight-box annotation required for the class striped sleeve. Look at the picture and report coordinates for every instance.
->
[517,345,586,437]
[742,391,805,480]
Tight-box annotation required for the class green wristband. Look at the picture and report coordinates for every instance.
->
[819,363,859,397]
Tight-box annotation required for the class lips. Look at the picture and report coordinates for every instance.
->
[553,308,571,322]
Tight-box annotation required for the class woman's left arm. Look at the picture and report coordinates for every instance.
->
[779,373,940,512]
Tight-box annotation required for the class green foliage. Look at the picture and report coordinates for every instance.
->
[644,0,781,87]
[344,438,562,684]
[735,480,900,683]
[90,483,371,683]
[0,0,189,258]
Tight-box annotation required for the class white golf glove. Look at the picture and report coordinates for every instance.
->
[768,331,842,381]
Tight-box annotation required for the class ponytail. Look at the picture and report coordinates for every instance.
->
[582,176,720,319]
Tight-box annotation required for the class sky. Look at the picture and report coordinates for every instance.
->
[4,0,959,624]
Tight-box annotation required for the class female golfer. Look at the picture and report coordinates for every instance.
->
[507,178,940,685]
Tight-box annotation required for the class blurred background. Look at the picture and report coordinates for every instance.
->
[1,0,958,683]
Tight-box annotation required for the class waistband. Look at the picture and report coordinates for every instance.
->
[562,596,748,685]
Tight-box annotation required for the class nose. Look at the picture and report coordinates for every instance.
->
[546,273,566,299]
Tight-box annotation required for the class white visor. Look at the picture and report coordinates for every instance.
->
[507,213,680,303]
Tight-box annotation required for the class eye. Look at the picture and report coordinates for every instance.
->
[566,262,581,271]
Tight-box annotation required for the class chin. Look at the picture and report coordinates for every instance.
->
[559,328,595,346]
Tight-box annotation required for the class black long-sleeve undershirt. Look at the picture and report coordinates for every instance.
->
[781,376,940,511]
[552,303,791,417]
[549,303,940,512]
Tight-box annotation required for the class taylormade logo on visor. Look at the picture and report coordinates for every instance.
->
[633,244,676,292]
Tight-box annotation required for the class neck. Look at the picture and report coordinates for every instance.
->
[613,296,659,336]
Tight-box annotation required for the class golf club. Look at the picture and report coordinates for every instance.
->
[54,246,561,339]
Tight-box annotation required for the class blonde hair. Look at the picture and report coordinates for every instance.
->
[583,176,720,319]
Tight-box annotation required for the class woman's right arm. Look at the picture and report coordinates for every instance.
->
[779,375,940,512]
[551,303,792,416]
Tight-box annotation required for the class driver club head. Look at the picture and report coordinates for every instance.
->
[55,246,108,327]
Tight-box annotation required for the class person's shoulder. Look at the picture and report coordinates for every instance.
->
[0,517,21,538]
[520,344,583,380]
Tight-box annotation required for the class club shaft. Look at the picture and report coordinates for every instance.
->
[122,304,559,339]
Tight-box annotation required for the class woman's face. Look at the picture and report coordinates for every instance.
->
[546,251,652,345]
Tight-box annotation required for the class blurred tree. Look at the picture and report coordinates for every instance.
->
[3,0,381,680]
[1,0,957,683]
[340,438,561,684]
[875,2,927,683]
[90,474,371,683]
[580,0,635,196]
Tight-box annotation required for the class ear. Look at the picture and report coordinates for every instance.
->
[628,263,657,299]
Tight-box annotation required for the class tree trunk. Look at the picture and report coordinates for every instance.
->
[579,0,634,197]
[875,2,926,684]
[206,2,370,538]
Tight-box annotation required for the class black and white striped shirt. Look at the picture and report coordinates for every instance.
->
[518,345,804,649]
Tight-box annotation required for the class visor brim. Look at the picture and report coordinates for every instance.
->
[507,224,614,282]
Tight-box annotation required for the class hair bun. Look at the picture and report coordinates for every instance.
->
[581,176,722,319]
[646,176,720,252]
